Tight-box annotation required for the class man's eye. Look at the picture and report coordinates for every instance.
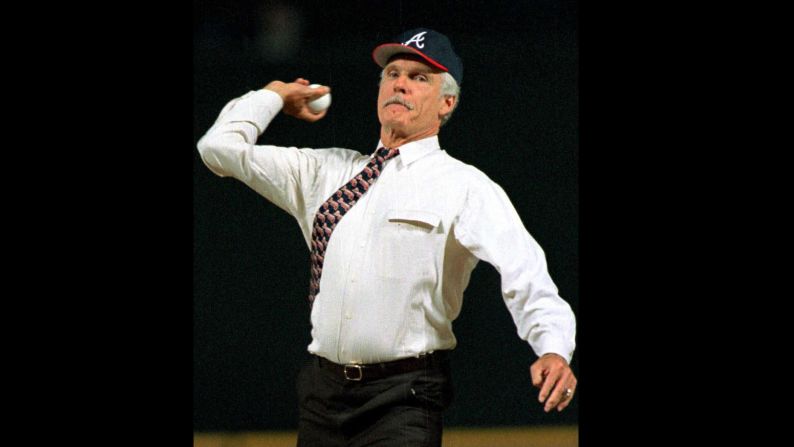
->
[415,75,428,82]
[387,71,398,78]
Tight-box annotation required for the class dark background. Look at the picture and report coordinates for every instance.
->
[193,0,578,431]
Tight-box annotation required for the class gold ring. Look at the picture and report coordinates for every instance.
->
[563,388,573,399]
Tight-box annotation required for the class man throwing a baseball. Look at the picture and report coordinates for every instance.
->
[197,28,577,447]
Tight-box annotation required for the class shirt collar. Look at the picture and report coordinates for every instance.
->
[374,135,440,167]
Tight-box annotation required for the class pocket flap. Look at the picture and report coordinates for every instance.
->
[387,209,441,228]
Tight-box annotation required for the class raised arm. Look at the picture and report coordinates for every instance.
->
[196,79,331,224]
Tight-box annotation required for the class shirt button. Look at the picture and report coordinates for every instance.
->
[345,313,352,320]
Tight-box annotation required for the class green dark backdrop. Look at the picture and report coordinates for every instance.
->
[194,0,578,431]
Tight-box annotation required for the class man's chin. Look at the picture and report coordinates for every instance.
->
[380,116,409,129]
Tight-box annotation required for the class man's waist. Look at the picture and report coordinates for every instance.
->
[307,330,458,365]
[314,351,450,382]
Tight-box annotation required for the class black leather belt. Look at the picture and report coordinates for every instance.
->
[316,351,448,381]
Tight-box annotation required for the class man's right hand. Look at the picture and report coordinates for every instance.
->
[264,78,331,122]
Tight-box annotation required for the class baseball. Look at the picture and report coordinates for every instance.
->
[308,84,332,113]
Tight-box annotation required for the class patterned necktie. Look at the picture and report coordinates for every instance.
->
[308,146,400,305]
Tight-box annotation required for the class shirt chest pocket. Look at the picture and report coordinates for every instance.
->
[375,209,442,280]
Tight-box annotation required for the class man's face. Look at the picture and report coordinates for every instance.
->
[377,55,454,136]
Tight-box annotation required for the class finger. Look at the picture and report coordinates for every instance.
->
[294,78,310,86]
[300,108,328,122]
[529,364,545,388]
[537,371,559,404]
[556,380,577,412]
[544,372,575,412]
[544,380,568,412]
[556,390,574,412]
[307,85,331,99]
[290,84,328,101]
[557,385,576,411]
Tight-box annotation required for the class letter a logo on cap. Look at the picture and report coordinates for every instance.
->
[403,31,427,49]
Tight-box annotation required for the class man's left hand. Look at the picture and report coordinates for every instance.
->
[530,353,577,412]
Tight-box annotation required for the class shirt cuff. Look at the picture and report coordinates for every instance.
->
[536,339,574,365]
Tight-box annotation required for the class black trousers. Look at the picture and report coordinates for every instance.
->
[296,352,453,447]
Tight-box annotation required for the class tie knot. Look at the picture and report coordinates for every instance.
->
[377,147,400,160]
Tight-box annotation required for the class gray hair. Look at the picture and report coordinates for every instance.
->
[379,70,461,127]
[439,72,460,127]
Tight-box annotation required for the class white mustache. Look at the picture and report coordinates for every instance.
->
[383,96,415,110]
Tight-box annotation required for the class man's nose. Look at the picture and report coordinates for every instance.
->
[392,75,407,94]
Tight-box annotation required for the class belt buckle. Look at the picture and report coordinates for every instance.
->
[343,364,363,381]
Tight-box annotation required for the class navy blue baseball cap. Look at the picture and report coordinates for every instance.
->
[372,28,463,85]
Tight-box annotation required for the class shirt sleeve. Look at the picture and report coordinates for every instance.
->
[196,89,323,223]
[453,178,577,364]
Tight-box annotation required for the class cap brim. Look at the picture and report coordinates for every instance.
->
[371,44,449,73]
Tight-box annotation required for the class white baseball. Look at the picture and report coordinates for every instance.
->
[307,84,332,113]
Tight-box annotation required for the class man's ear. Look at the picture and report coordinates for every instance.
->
[439,95,456,117]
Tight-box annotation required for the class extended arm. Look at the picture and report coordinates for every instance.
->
[453,179,577,412]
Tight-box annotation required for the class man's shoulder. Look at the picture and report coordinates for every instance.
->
[308,147,368,164]
[435,150,496,185]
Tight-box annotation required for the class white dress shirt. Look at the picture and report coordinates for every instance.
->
[197,89,576,365]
